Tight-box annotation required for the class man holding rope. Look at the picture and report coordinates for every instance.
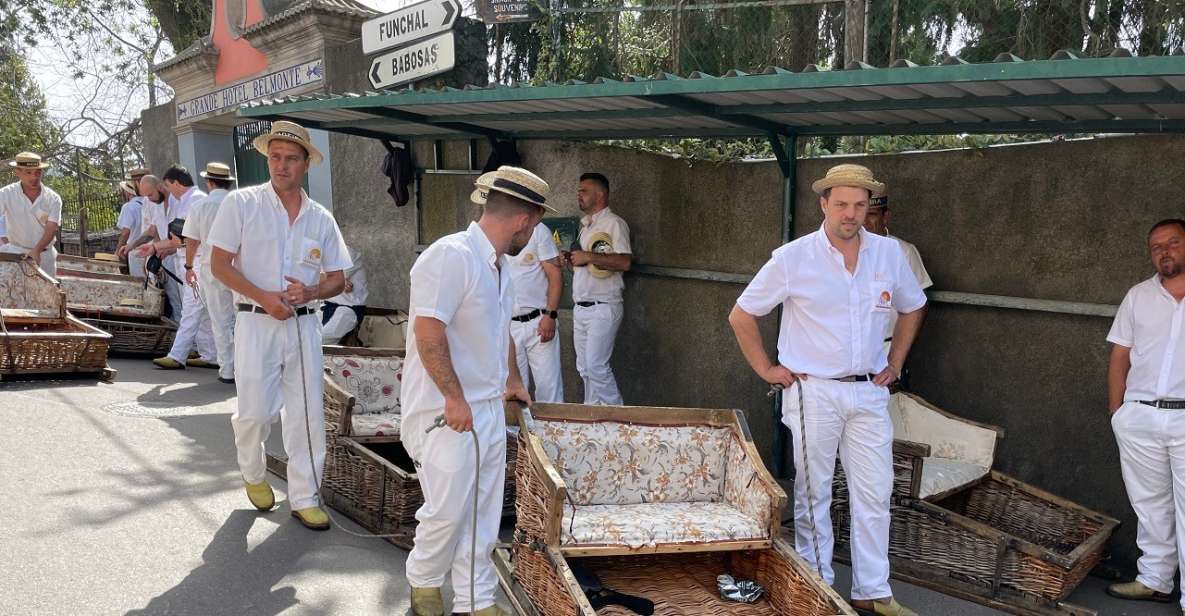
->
[208,121,351,530]
[400,166,544,616]
[728,164,926,616]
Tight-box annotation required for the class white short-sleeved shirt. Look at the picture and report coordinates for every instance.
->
[0,182,62,250]
[207,182,351,306]
[737,226,928,378]
[117,196,145,246]
[327,246,369,307]
[573,207,631,303]
[181,189,229,268]
[153,188,205,242]
[401,222,514,418]
[1107,276,1185,401]
[882,234,932,342]
[139,199,160,236]
[506,223,560,313]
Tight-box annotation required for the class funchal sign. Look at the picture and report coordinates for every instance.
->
[361,0,459,55]
[175,58,325,122]
[361,0,460,89]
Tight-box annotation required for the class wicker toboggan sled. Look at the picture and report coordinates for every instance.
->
[0,254,114,381]
[499,402,855,616]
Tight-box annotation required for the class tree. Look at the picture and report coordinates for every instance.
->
[0,46,59,161]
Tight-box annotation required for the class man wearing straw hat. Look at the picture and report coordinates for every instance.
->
[729,164,927,616]
[115,167,152,278]
[208,121,351,531]
[400,166,541,616]
[0,152,62,276]
[472,171,565,403]
[180,162,238,383]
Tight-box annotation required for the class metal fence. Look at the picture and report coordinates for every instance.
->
[56,185,124,258]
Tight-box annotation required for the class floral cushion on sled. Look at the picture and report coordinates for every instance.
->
[561,502,767,548]
[324,354,403,417]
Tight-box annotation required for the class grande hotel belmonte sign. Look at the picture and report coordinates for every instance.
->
[175,58,325,122]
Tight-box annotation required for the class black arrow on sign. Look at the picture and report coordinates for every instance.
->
[441,0,455,26]
[371,60,382,86]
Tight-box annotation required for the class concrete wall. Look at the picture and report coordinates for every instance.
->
[400,134,1185,576]
[140,101,180,173]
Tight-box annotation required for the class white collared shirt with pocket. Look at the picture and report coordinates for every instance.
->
[401,221,514,418]
[1107,275,1185,401]
[206,183,351,306]
[506,222,560,314]
[737,226,928,378]
[0,181,62,249]
[573,207,631,303]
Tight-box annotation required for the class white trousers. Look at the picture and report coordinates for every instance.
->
[166,263,216,364]
[402,399,507,612]
[199,266,235,379]
[231,312,326,510]
[784,378,893,601]
[322,307,359,345]
[572,302,623,405]
[1113,400,1185,606]
[511,315,564,403]
[159,255,184,321]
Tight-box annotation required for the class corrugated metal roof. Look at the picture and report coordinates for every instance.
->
[241,0,376,37]
[239,54,1185,140]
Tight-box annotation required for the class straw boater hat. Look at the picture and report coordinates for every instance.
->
[128,167,151,180]
[8,152,49,170]
[120,180,138,196]
[253,120,323,166]
[199,162,236,182]
[470,166,556,213]
[811,163,885,197]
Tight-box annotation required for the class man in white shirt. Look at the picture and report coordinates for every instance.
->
[1105,218,1185,608]
[0,152,62,276]
[562,172,631,405]
[178,162,237,382]
[115,179,146,277]
[321,245,368,345]
[729,164,926,616]
[472,173,564,402]
[863,193,933,361]
[139,165,215,370]
[209,121,351,531]
[400,166,541,616]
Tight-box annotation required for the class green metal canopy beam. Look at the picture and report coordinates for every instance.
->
[648,94,791,135]
[236,56,1185,115]
[250,115,398,141]
[355,105,507,139]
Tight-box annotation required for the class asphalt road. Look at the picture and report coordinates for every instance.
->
[0,359,1176,615]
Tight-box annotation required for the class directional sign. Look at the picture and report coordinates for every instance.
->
[362,0,460,55]
[368,31,456,89]
[477,0,542,24]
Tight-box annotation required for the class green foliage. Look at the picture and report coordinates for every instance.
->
[0,48,58,160]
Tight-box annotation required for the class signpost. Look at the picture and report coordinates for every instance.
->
[368,31,457,89]
[361,0,460,55]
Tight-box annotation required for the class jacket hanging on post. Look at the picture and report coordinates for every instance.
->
[380,140,414,206]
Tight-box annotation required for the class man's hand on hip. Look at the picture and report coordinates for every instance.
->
[761,364,799,388]
[538,314,556,343]
[873,364,901,387]
[444,396,474,432]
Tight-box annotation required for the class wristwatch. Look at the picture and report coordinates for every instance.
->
[546,310,559,319]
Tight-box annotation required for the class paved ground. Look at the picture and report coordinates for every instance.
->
[0,359,1178,615]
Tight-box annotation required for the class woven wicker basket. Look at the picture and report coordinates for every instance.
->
[81,315,178,356]
[0,255,112,378]
[508,527,854,615]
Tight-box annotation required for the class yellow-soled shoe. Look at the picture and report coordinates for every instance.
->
[1106,580,1174,603]
[244,480,274,511]
[852,597,919,616]
[291,506,330,530]
[186,358,219,369]
[152,357,184,370]
[471,605,512,616]
[410,586,444,616]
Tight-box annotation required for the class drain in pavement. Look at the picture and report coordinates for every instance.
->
[101,401,199,418]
